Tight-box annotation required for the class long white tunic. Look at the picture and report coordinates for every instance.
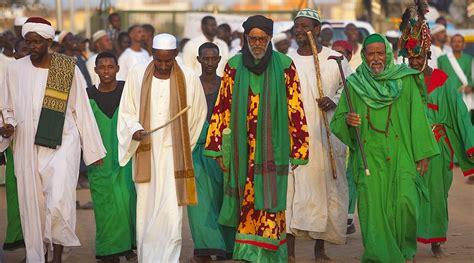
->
[0,56,106,263]
[117,48,151,81]
[117,63,206,263]
[182,34,229,77]
[349,43,363,71]
[286,47,350,244]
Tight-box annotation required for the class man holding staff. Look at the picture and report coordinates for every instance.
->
[117,33,207,262]
[286,8,352,262]
[330,33,439,262]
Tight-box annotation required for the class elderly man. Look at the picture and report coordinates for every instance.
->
[437,34,474,122]
[86,30,113,87]
[0,17,106,263]
[183,16,229,76]
[429,24,450,69]
[204,15,309,262]
[399,17,474,256]
[330,33,439,262]
[117,33,207,263]
[286,8,351,262]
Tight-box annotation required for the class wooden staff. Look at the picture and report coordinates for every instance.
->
[327,55,370,176]
[306,31,337,179]
[143,105,191,136]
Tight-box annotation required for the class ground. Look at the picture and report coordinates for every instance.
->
[0,168,473,262]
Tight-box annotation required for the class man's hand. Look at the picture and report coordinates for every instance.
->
[215,156,229,173]
[316,97,337,112]
[416,159,430,176]
[93,159,104,166]
[0,152,6,166]
[132,129,147,141]
[0,124,14,138]
[464,86,472,94]
[346,112,361,127]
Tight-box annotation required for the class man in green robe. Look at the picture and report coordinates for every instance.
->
[86,52,137,263]
[437,34,473,124]
[330,34,439,262]
[400,25,474,257]
[187,42,235,262]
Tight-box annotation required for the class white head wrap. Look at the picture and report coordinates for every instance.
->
[58,30,72,44]
[152,33,177,50]
[21,17,55,39]
[431,24,446,35]
[321,24,333,31]
[92,30,108,43]
[385,30,400,39]
[273,33,288,44]
[14,16,28,26]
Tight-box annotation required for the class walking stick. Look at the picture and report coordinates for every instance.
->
[327,55,370,176]
[306,31,337,179]
[143,105,191,136]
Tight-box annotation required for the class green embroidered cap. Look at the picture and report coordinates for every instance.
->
[294,8,321,23]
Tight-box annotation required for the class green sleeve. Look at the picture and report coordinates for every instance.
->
[330,90,356,150]
[406,77,440,162]
[444,81,474,171]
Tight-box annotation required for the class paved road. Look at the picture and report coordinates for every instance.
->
[1,168,473,262]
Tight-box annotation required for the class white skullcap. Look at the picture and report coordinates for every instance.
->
[385,30,400,38]
[58,30,72,44]
[152,33,177,50]
[237,25,244,33]
[321,24,333,31]
[92,30,107,43]
[431,24,446,35]
[273,33,288,44]
[14,16,28,26]
[22,17,55,40]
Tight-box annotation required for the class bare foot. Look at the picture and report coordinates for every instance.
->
[125,250,138,261]
[431,243,444,258]
[314,239,331,261]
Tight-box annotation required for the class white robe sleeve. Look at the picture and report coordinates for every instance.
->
[117,67,144,167]
[182,41,198,73]
[70,66,106,165]
[185,70,207,148]
[117,52,129,81]
[0,66,16,152]
[331,57,353,105]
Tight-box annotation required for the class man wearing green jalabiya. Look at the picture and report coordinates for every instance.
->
[330,33,439,262]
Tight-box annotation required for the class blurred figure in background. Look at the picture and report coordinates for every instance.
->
[116,31,131,57]
[332,40,353,62]
[345,23,362,71]
[107,12,122,53]
[59,31,93,88]
[13,16,27,39]
[229,26,244,57]
[142,24,155,55]
[273,32,292,54]
[385,30,402,63]
[429,24,450,69]
[117,25,150,81]
[319,23,333,47]
[217,23,232,49]
[183,15,229,76]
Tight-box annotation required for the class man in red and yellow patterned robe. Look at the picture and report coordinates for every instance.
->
[204,15,309,262]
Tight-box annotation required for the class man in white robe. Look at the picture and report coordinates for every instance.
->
[345,23,363,71]
[286,9,350,262]
[183,16,229,76]
[429,24,450,69]
[117,25,151,81]
[117,33,207,263]
[0,17,106,263]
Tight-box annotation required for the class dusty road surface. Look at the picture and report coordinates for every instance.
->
[1,168,473,262]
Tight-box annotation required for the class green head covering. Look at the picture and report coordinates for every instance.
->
[294,8,321,23]
[347,33,419,109]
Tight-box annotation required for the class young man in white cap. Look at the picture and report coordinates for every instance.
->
[183,16,229,76]
[0,17,106,263]
[286,8,351,262]
[429,24,450,69]
[117,33,207,263]
[86,30,113,87]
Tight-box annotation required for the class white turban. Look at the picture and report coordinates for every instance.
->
[22,17,55,40]
[273,33,288,44]
[14,16,28,26]
[92,30,108,43]
[58,30,72,44]
[321,24,333,31]
[152,33,177,50]
[385,30,400,39]
[431,24,446,35]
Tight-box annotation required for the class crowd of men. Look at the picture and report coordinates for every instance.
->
[0,5,473,263]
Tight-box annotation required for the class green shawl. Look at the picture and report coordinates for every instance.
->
[223,52,292,224]
[347,33,419,109]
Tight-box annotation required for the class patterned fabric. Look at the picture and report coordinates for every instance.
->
[294,8,320,23]
[205,62,308,261]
